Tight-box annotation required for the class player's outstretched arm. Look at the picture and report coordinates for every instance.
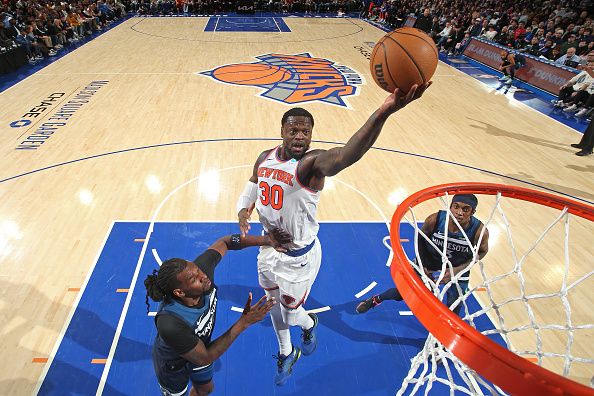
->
[208,230,293,257]
[181,293,274,366]
[311,82,431,177]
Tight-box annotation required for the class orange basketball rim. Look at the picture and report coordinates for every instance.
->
[389,182,594,396]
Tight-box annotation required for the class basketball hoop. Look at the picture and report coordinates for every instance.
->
[390,182,594,396]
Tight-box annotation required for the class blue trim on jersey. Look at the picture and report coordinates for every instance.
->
[284,238,316,257]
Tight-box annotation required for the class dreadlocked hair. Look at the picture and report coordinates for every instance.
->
[144,258,187,314]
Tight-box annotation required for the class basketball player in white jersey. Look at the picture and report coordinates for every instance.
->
[236,83,431,385]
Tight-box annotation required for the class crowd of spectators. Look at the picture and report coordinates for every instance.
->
[365,0,592,63]
[131,0,363,16]
[0,0,127,70]
[364,0,593,117]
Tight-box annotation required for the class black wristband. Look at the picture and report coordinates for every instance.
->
[230,234,242,250]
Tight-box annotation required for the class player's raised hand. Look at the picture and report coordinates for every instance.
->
[381,81,432,114]
[240,292,275,326]
[238,203,255,237]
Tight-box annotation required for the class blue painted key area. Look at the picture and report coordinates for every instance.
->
[38,221,504,395]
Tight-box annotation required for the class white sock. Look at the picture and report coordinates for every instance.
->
[266,289,292,356]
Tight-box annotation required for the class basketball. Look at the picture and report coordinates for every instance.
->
[370,27,438,94]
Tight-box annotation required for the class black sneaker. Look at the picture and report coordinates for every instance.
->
[571,143,584,149]
[356,295,381,314]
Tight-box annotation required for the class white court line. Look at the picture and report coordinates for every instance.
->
[306,306,331,314]
[399,311,413,316]
[383,235,393,267]
[151,248,163,266]
[272,17,282,33]
[355,281,377,298]
[33,222,115,395]
[38,72,194,75]
[96,165,250,395]
[213,17,220,32]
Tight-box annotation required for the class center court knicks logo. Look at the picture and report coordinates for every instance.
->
[199,53,364,107]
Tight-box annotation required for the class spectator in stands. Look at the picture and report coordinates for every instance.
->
[444,24,465,56]
[514,21,527,41]
[5,18,20,40]
[428,16,441,40]
[415,8,432,34]
[468,18,483,37]
[562,54,594,117]
[524,36,541,56]
[436,21,452,49]
[482,24,498,41]
[558,34,579,54]
[551,61,594,110]
[453,32,471,56]
[556,47,582,67]
[552,28,565,47]
[25,25,56,57]
[14,28,41,62]
[550,46,562,61]
[0,21,15,50]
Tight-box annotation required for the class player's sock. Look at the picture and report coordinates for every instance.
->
[267,290,292,356]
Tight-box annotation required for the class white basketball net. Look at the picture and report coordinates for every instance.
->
[396,192,594,395]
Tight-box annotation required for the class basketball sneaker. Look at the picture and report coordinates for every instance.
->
[274,346,301,386]
[301,313,318,355]
[498,75,508,81]
[356,295,382,314]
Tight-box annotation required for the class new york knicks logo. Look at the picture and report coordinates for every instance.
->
[199,53,364,107]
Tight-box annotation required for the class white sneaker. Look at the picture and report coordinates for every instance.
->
[563,104,578,112]
[498,75,508,81]
[575,108,590,117]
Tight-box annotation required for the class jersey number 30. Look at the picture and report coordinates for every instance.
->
[259,181,284,210]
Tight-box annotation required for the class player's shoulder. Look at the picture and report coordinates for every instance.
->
[255,148,276,165]
[300,148,326,161]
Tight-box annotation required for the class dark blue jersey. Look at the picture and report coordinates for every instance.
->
[420,210,482,271]
[153,249,221,363]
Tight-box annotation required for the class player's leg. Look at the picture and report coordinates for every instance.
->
[259,270,292,356]
[152,345,191,396]
[188,363,214,396]
[356,287,403,313]
[189,382,213,396]
[298,239,322,355]
[445,278,469,316]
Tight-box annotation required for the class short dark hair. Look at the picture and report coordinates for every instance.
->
[281,107,314,127]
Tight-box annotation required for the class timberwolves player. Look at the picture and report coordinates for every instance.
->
[356,194,490,316]
[144,231,289,396]
[235,83,431,385]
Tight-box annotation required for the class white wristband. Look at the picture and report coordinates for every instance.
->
[236,181,258,215]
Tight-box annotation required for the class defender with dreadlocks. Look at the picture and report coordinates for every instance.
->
[144,230,290,396]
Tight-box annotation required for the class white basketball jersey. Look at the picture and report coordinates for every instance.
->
[256,146,320,250]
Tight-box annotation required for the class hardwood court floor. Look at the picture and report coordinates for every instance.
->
[0,16,592,394]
